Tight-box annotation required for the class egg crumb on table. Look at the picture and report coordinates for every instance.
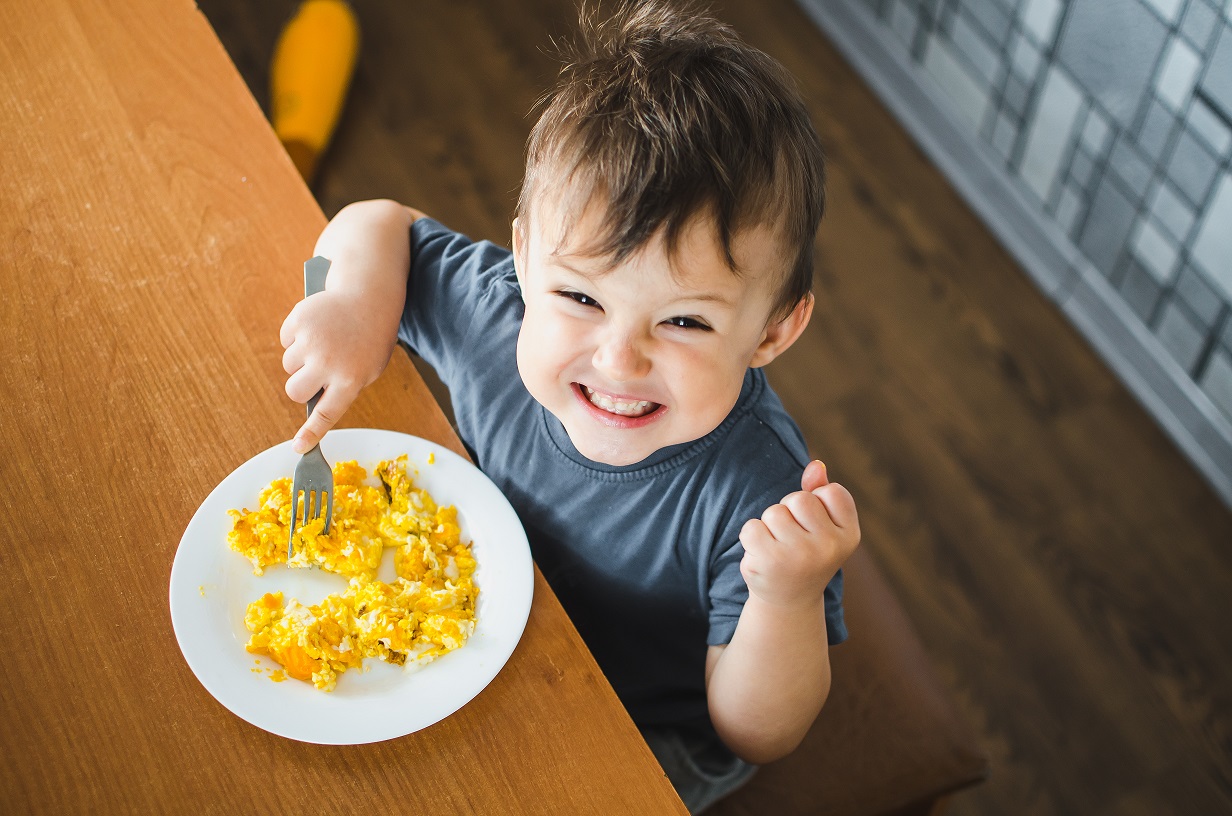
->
[227,455,478,691]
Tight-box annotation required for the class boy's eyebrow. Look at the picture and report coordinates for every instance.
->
[547,254,737,308]
[546,254,599,275]
[670,290,735,306]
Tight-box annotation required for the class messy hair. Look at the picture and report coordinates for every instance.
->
[516,0,826,318]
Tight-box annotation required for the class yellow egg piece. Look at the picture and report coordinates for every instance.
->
[231,456,479,691]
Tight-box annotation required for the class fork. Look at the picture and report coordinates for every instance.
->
[288,255,335,560]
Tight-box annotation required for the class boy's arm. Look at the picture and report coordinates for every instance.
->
[705,461,860,765]
[280,199,426,452]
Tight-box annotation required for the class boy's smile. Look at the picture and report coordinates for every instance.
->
[577,384,662,422]
[512,195,812,467]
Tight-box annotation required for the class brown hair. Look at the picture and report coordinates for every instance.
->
[516,0,825,318]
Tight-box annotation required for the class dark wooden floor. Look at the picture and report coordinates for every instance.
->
[196,1,1232,813]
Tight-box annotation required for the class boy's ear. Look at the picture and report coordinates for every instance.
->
[749,293,814,368]
[511,217,528,296]
[511,217,522,268]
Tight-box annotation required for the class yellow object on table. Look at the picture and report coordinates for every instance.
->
[270,0,359,183]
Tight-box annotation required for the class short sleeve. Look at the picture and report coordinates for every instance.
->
[823,569,847,644]
[399,217,518,388]
[706,547,846,647]
[706,540,749,646]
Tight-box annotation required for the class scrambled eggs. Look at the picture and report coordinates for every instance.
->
[227,456,478,691]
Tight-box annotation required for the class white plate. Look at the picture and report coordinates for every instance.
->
[169,428,533,744]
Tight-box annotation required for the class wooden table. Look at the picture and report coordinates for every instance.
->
[0,1,685,812]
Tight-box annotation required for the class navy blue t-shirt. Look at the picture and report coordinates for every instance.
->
[398,217,846,742]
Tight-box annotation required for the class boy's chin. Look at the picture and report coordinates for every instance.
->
[568,433,651,467]
[557,418,660,467]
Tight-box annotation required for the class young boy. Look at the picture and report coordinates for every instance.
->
[279,2,859,811]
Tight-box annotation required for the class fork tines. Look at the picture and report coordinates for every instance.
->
[287,462,334,561]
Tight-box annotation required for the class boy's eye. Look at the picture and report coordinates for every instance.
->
[558,290,602,309]
[663,316,712,331]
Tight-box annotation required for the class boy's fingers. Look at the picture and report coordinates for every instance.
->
[814,483,860,531]
[800,460,829,493]
[293,387,350,453]
[780,490,831,534]
[285,365,323,404]
[279,307,301,350]
[759,502,802,542]
[282,343,305,376]
[738,518,774,551]
[292,423,319,454]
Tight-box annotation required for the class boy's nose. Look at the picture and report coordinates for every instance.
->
[592,329,651,381]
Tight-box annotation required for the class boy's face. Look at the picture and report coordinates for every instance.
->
[512,194,812,466]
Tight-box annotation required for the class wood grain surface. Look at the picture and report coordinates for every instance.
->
[193,0,1232,813]
[0,0,685,812]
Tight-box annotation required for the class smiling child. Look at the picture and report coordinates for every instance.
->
[278,2,860,811]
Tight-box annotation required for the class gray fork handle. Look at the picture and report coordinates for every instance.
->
[304,256,331,423]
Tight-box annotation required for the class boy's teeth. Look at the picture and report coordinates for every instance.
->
[583,386,655,417]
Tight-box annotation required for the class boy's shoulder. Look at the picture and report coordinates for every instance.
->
[405,216,521,326]
[400,216,521,391]
[410,216,515,278]
[683,370,812,526]
[717,369,810,471]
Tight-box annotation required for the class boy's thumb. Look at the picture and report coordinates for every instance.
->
[293,389,343,453]
[801,460,829,493]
